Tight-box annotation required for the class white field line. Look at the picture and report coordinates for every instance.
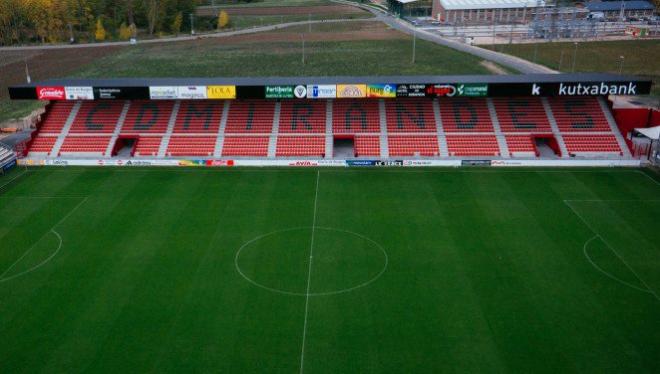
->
[0,230,62,283]
[563,200,660,302]
[636,170,660,187]
[582,235,653,294]
[300,171,320,374]
[0,169,30,191]
[0,196,88,282]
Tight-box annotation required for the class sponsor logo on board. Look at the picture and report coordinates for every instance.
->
[37,86,65,100]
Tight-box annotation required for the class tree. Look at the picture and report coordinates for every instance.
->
[95,17,106,41]
[171,11,182,35]
[217,10,229,29]
[118,22,131,40]
[145,0,161,35]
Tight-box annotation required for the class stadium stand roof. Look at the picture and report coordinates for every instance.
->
[435,0,546,11]
[585,0,655,11]
[8,73,647,88]
[635,126,660,140]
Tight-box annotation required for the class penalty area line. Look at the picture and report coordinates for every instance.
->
[0,196,88,282]
[563,199,660,302]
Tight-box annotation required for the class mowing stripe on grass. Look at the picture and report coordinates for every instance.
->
[300,170,320,374]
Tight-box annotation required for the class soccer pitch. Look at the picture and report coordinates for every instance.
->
[1,167,659,373]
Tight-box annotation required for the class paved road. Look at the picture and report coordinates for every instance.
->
[0,17,379,52]
[331,0,557,74]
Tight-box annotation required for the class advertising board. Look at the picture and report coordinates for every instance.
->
[366,84,397,98]
[336,84,367,98]
[396,84,426,98]
[461,160,492,166]
[207,85,236,99]
[177,86,207,99]
[306,85,337,99]
[265,86,294,99]
[64,87,94,100]
[149,86,178,99]
[36,86,65,100]
[426,84,457,98]
[94,87,150,100]
[294,85,307,99]
[456,84,488,97]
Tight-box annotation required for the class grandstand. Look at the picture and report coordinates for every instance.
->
[0,142,17,174]
[7,73,655,165]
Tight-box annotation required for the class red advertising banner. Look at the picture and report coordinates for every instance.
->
[36,86,66,100]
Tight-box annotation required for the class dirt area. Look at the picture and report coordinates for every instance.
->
[196,5,366,17]
[0,21,399,100]
[0,46,122,100]
[480,60,508,75]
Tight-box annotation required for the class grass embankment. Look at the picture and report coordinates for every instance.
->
[485,40,660,96]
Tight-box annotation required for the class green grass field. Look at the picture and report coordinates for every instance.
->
[1,166,659,372]
[72,38,490,79]
[484,40,660,96]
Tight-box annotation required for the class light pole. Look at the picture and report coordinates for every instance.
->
[571,41,578,72]
[412,30,416,64]
[618,55,625,74]
[68,23,74,43]
[558,50,564,70]
[533,42,539,62]
[301,34,305,65]
[190,13,195,35]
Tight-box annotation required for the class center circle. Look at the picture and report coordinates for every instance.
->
[235,227,388,296]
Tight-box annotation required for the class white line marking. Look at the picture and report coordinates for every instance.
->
[564,200,660,302]
[234,226,388,296]
[636,170,660,187]
[582,235,653,294]
[300,171,320,374]
[0,230,62,283]
[0,196,88,283]
[0,169,29,191]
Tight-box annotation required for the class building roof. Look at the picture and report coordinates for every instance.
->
[586,0,655,11]
[437,0,546,10]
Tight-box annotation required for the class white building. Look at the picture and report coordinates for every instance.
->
[432,0,546,24]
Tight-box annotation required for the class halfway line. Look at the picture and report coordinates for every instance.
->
[300,171,320,374]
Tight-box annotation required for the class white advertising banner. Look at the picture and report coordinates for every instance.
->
[177,86,208,99]
[306,85,337,99]
[149,86,178,99]
[65,86,94,100]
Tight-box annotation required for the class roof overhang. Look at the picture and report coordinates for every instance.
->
[635,126,660,140]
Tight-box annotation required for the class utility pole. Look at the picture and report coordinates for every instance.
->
[190,13,195,35]
[571,42,578,72]
[309,13,312,33]
[533,42,539,62]
[618,55,625,74]
[301,34,305,65]
[68,23,74,43]
[558,50,564,70]
[24,59,31,84]
[412,30,416,64]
